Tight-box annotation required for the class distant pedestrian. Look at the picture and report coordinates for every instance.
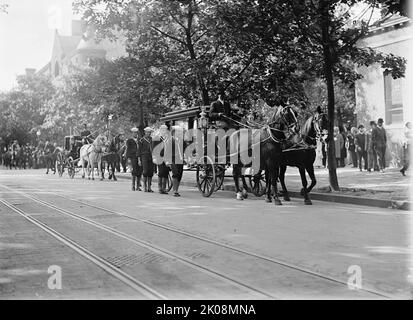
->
[372,118,387,173]
[339,125,347,167]
[367,121,379,172]
[355,125,368,171]
[348,127,358,168]
[400,122,412,176]
[333,126,344,168]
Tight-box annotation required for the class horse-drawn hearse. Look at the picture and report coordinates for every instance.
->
[160,104,329,204]
[160,106,267,198]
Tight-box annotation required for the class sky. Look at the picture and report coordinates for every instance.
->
[0,0,77,91]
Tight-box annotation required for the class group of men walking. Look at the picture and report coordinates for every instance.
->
[123,126,185,197]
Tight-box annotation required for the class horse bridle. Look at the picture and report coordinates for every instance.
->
[264,106,299,143]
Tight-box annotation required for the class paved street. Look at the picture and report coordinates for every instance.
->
[0,169,412,299]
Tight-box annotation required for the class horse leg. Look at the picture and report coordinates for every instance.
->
[81,159,86,179]
[264,168,272,203]
[272,162,282,206]
[279,165,290,202]
[233,165,243,201]
[99,158,104,181]
[305,164,317,194]
[299,167,312,205]
[241,174,249,199]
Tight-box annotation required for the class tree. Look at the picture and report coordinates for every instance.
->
[74,0,307,109]
[0,73,54,145]
[219,0,406,190]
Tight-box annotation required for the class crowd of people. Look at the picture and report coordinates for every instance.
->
[316,118,411,175]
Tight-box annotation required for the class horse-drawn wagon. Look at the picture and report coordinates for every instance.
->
[56,135,83,178]
[160,106,266,198]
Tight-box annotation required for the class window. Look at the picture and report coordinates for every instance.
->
[384,74,403,125]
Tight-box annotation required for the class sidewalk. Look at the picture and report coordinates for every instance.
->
[119,166,411,210]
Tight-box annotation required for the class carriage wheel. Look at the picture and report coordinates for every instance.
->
[249,171,267,197]
[166,171,173,192]
[196,156,216,197]
[214,165,225,192]
[57,162,64,177]
[67,161,75,179]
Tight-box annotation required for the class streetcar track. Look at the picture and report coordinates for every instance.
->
[0,184,278,299]
[0,198,166,300]
[29,187,395,299]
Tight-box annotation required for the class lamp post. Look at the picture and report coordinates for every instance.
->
[199,106,209,163]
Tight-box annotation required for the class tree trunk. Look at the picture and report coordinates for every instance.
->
[320,0,340,191]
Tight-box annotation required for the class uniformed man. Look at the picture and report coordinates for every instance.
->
[138,127,154,192]
[80,123,93,144]
[124,127,142,191]
[154,125,170,194]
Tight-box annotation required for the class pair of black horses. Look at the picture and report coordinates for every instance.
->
[231,106,329,205]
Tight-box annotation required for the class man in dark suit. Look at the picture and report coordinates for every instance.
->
[124,127,142,191]
[138,127,154,192]
[209,90,232,129]
[372,118,387,172]
[355,125,368,171]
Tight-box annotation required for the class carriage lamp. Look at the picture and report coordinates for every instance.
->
[108,114,114,121]
[36,130,41,137]
[199,107,208,129]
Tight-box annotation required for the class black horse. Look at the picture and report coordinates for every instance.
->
[278,112,329,205]
[231,105,298,205]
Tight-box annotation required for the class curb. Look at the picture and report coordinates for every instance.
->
[116,174,410,211]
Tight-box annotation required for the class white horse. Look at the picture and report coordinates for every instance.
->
[79,135,108,180]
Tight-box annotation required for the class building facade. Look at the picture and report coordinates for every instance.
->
[37,20,126,79]
[355,14,412,167]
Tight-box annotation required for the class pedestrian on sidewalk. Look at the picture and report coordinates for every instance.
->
[348,127,358,168]
[372,118,387,173]
[355,125,368,171]
[138,127,155,192]
[367,121,379,172]
[124,127,142,191]
[334,126,344,168]
[400,122,412,176]
[339,125,347,167]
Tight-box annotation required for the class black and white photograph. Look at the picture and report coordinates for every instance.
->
[0,0,412,306]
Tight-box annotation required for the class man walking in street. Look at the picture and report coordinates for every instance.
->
[355,125,368,171]
[372,118,387,173]
[124,127,142,191]
[139,127,154,192]
[166,126,185,197]
[154,125,170,194]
